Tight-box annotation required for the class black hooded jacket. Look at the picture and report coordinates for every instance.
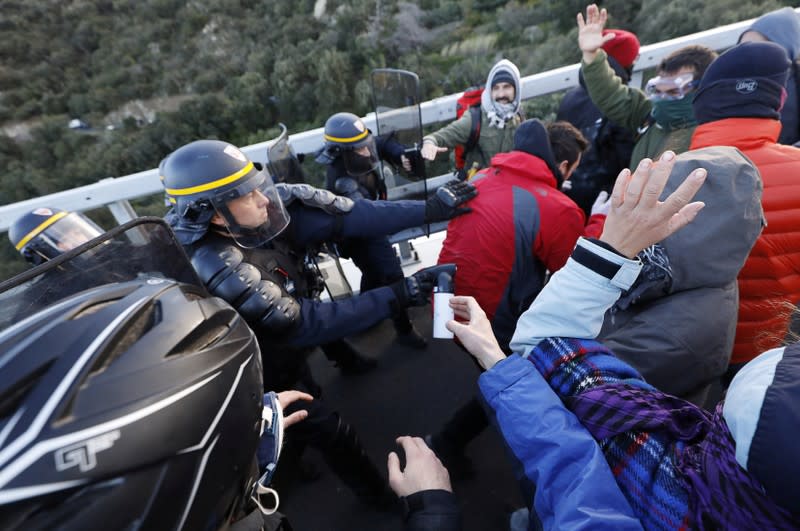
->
[556,56,636,215]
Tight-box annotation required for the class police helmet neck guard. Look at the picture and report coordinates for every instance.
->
[8,208,103,265]
[161,140,290,247]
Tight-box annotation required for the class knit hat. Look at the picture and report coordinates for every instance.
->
[693,41,790,124]
[513,119,563,185]
[723,342,800,514]
[491,70,516,88]
[601,29,640,69]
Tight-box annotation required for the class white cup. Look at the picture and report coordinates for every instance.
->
[433,292,454,339]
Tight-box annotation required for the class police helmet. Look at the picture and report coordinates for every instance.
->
[316,112,379,176]
[8,208,103,265]
[0,278,266,530]
[161,140,290,247]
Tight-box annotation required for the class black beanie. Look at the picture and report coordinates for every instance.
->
[693,41,790,124]
[492,70,516,88]
[513,119,563,185]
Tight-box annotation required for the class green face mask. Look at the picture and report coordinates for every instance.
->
[650,97,697,131]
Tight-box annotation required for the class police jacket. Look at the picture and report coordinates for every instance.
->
[437,150,604,351]
[187,192,427,352]
[691,119,800,365]
[325,135,406,201]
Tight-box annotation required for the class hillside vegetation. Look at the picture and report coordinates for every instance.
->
[0,0,790,278]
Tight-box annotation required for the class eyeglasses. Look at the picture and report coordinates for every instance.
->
[645,75,698,101]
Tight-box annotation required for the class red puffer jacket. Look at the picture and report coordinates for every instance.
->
[691,118,800,365]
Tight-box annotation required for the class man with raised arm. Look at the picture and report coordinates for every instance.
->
[577,4,716,168]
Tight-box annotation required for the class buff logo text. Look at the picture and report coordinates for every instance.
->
[736,79,758,94]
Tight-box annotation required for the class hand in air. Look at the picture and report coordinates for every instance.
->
[600,151,707,258]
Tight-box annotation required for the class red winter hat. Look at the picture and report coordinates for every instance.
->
[601,29,640,68]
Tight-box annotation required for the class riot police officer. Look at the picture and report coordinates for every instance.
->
[317,112,427,349]
[161,139,475,508]
[9,207,104,265]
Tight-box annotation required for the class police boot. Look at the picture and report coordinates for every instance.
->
[320,338,377,375]
[393,310,427,350]
[322,419,397,511]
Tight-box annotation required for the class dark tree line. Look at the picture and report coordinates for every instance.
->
[0,0,790,278]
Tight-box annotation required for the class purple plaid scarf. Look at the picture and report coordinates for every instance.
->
[568,383,800,530]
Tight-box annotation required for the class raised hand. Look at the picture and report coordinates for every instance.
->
[577,4,615,61]
[600,151,707,258]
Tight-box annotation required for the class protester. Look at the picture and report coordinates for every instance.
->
[577,4,716,168]
[739,6,800,145]
[597,147,763,406]
[427,119,607,476]
[450,150,800,529]
[421,59,523,176]
[387,436,462,531]
[557,28,639,216]
[688,41,800,384]
[438,119,603,351]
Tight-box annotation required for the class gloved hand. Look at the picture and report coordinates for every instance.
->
[590,190,612,217]
[424,181,478,223]
[391,264,457,307]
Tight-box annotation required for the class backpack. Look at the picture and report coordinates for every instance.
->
[454,86,484,171]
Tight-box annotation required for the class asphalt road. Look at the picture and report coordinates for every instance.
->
[276,306,525,530]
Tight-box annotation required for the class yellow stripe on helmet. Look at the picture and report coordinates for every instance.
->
[164,161,255,197]
[324,129,369,144]
[15,211,69,251]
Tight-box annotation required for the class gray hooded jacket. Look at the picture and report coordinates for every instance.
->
[741,7,800,145]
[599,147,764,405]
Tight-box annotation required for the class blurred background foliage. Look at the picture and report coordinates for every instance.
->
[0,0,792,277]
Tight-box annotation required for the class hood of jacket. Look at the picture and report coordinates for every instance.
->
[483,150,558,189]
[741,7,800,61]
[615,146,764,308]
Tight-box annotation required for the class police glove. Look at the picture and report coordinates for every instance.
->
[424,181,477,223]
[391,264,457,307]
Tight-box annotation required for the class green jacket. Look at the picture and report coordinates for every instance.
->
[424,108,521,171]
[581,50,694,168]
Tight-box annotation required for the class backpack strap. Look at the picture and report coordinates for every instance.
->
[465,105,482,155]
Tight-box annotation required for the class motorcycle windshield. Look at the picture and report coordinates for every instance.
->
[0,217,205,330]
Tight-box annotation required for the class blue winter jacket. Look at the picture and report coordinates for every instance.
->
[479,238,644,530]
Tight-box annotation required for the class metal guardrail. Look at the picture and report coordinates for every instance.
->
[0,11,787,232]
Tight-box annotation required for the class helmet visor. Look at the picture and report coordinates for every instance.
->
[341,137,379,177]
[33,212,104,260]
[212,170,290,248]
[645,74,698,101]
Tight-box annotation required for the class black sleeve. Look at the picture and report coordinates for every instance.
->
[403,490,462,531]
[377,134,406,164]
[286,200,425,247]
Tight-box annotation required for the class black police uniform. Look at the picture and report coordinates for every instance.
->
[322,135,425,347]
[186,185,431,507]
